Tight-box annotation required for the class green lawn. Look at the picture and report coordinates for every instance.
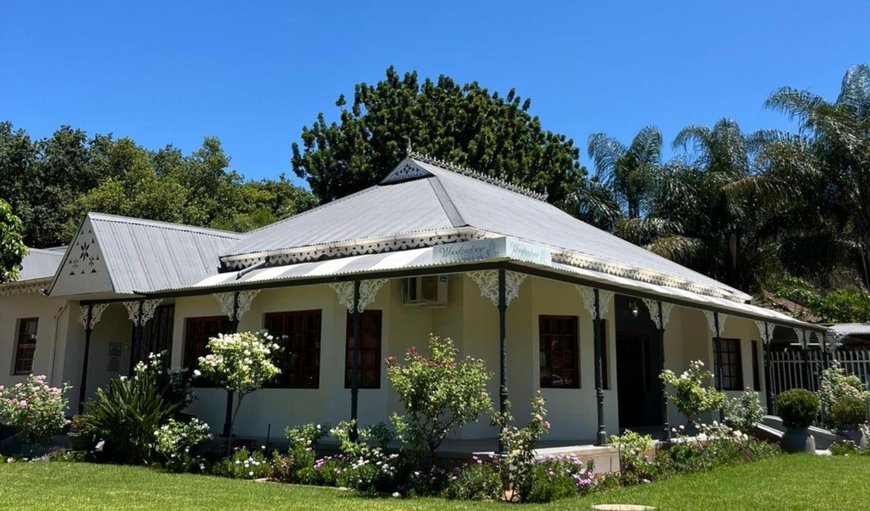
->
[0,455,868,510]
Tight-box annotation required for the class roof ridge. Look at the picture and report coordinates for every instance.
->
[87,212,242,239]
[408,152,549,201]
[427,176,467,228]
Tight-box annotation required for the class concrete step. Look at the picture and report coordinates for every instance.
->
[759,415,840,449]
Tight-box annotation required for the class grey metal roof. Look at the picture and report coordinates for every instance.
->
[222,156,748,301]
[51,213,243,295]
[828,323,870,336]
[18,247,65,281]
[225,177,457,257]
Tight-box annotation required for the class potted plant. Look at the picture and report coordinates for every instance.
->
[777,389,819,453]
[67,414,94,451]
[831,396,868,447]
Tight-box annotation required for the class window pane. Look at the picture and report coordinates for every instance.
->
[264,310,322,389]
[14,318,38,375]
[539,315,579,389]
[185,316,232,387]
[345,310,382,389]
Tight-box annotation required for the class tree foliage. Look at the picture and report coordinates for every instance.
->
[0,198,27,283]
[0,122,316,248]
[292,66,584,204]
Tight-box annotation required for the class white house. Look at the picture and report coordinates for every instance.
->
[0,154,825,449]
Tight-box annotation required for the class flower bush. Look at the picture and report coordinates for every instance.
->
[777,388,819,428]
[328,420,398,494]
[818,361,869,425]
[212,447,273,479]
[491,391,550,502]
[387,335,491,462]
[657,422,779,476]
[271,423,326,483]
[197,331,280,452]
[0,375,70,449]
[443,456,501,500]
[660,360,726,426]
[725,389,765,433]
[137,351,194,410]
[153,418,211,473]
[610,430,655,485]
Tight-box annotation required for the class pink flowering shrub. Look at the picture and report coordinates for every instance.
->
[0,375,70,448]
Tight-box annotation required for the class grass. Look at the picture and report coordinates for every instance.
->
[0,455,868,510]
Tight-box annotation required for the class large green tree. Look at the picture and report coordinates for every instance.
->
[0,123,317,247]
[747,64,870,288]
[291,67,584,204]
[0,199,27,283]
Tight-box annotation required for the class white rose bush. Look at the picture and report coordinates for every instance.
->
[197,331,280,452]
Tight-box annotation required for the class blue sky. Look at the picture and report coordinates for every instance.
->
[1,1,868,186]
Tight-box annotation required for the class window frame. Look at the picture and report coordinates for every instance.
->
[751,340,761,392]
[539,315,580,389]
[344,310,383,389]
[183,316,232,387]
[263,309,322,389]
[715,337,744,391]
[13,318,39,375]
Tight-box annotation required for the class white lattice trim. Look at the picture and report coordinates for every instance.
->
[575,286,615,320]
[213,292,236,320]
[639,298,674,330]
[236,290,260,320]
[469,270,526,307]
[329,279,388,312]
[79,303,110,330]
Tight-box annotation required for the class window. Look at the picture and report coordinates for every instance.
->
[751,340,761,392]
[13,318,38,375]
[714,338,743,391]
[264,310,322,388]
[539,315,579,388]
[184,316,232,384]
[344,310,382,389]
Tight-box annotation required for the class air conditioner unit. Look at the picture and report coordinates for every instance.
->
[403,275,448,307]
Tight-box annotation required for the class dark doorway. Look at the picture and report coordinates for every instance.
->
[614,296,663,430]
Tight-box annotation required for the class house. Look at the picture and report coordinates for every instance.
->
[0,154,826,448]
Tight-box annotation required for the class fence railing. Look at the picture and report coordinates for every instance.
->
[769,349,870,410]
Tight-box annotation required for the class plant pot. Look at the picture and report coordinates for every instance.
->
[781,427,816,453]
[67,433,93,451]
[836,427,867,448]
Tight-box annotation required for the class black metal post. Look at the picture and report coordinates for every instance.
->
[713,312,725,422]
[351,281,362,441]
[657,301,669,441]
[593,289,606,446]
[223,292,240,439]
[129,300,144,375]
[497,269,508,455]
[78,304,94,414]
[763,323,775,415]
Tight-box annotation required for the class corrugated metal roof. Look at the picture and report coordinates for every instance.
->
[55,213,243,295]
[18,247,65,281]
[829,323,870,336]
[152,242,818,331]
[225,178,457,257]
[221,156,749,302]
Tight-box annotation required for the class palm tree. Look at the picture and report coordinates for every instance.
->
[642,119,777,291]
[742,65,870,287]
[586,126,662,219]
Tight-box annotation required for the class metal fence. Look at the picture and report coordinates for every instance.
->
[769,349,870,403]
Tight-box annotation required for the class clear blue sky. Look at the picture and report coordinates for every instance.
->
[2,1,868,186]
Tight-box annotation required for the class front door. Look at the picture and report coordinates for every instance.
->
[616,332,663,429]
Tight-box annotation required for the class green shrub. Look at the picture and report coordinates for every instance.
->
[153,418,211,473]
[831,396,868,428]
[830,441,859,456]
[610,430,656,485]
[0,375,71,449]
[777,389,819,428]
[211,448,272,479]
[660,360,726,426]
[819,362,870,425]
[85,370,180,464]
[725,390,765,433]
[272,423,326,483]
[524,465,577,503]
[443,460,501,500]
[387,335,491,462]
[491,392,550,502]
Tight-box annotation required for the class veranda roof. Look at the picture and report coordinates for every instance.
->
[145,238,823,332]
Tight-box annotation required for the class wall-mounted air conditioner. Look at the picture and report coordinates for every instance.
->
[402,275,448,307]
